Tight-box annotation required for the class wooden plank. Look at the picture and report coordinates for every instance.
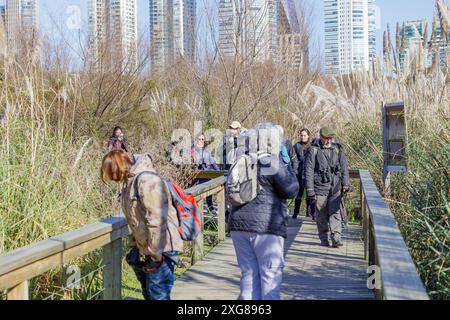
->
[192,199,205,265]
[0,216,128,278]
[51,216,128,250]
[103,238,122,300]
[359,170,428,300]
[0,233,116,291]
[0,253,62,292]
[194,186,224,202]
[187,177,226,197]
[217,189,226,242]
[0,240,63,276]
[61,233,115,264]
[171,219,373,301]
[360,178,368,261]
[6,281,29,300]
[195,171,227,180]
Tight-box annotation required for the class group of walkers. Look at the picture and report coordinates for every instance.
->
[101,121,350,301]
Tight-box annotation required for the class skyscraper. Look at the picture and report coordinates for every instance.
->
[218,0,280,64]
[398,20,427,70]
[368,0,377,63]
[149,0,196,70]
[324,0,376,75]
[1,0,39,55]
[278,0,308,68]
[88,0,138,71]
[435,25,450,69]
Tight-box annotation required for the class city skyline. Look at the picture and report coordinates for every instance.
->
[0,0,444,70]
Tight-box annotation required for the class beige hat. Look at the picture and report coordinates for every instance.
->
[229,121,242,129]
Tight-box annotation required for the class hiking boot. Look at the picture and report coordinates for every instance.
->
[332,241,344,248]
[320,241,330,247]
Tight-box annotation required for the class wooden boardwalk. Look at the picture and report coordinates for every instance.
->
[171,217,373,300]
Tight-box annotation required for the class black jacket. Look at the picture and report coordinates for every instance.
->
[293,142,311,181]
[228,154,299,238]
[304,141,350,196]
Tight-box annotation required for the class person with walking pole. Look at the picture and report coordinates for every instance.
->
[304,127,350,248]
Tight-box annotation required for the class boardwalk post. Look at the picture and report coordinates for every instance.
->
[192,199,204,265]
[217,189,226,242]
[7,281,29,300]
[103,238,122,300]
[360,178,368,261]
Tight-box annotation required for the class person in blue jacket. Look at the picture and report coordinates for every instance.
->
[191,133,219,213]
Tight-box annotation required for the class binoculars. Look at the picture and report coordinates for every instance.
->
[320,166,340,183]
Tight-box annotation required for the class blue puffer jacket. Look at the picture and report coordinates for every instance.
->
[228,154,299,238]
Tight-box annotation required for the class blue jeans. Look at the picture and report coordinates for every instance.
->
[144,251,178,300]
[127,250,178,300]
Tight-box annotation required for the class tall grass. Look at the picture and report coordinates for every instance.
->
[1,1,449,298]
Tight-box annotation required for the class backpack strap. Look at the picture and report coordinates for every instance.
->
[132,171,163,201]
[132,171,181,230]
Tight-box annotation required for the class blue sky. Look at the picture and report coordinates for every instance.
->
[12,0,442,65]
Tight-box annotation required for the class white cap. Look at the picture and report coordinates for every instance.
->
[229,121,242,129]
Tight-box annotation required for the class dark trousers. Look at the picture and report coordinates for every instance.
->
[316,191,342,245]
[293,182,316,218]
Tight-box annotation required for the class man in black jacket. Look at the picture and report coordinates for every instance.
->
[304,127,350,248]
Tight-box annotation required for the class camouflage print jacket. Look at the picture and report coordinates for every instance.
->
[120,154,183,261]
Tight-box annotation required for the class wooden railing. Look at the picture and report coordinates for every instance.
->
[0,176,226,300]
[350,169,429,300]
[0,169,429,300]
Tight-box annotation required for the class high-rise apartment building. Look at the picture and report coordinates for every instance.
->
[398,19,427,70]
[149,0,196,69]
[278,0,308,68]
[435,25,450,69]
[368,0,377,62]
[324,0,376,75]
[88,0,138,71]
[1,0,39,55]
[218,0,280,64]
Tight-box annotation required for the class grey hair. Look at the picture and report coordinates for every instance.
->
[252,122,283,154]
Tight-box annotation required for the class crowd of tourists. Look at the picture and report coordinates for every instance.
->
[101,120,351,301]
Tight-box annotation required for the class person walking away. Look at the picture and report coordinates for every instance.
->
[304,127,350,248]
[108,126,130,152]
[101,150,183,300]
[191,134,219,214]
[228,122,299,300]
[292,128,315,220]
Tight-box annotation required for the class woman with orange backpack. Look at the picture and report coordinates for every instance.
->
[101,150,183,300]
